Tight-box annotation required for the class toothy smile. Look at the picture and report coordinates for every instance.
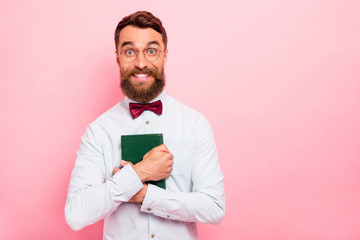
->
[132,73,151,82]
[134,73,150,78]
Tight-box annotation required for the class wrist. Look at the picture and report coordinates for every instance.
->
[133,162,148,183]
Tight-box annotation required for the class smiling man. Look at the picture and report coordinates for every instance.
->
[65,11,225,240]
[118,25,166,103]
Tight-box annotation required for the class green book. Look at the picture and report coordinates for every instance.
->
[121,133,166,189]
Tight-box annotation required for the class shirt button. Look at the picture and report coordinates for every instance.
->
[151,233,155,238]
[147,208,151,211]
[146,121,149,124]
[167,215,170,218]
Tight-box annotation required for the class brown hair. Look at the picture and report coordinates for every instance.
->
[114,11,168,50]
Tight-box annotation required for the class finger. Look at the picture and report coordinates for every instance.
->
[120,160,129,167]
[112,168,121,175]
[122,160,135,168]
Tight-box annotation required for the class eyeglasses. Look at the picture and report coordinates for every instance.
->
[116,47,163,63]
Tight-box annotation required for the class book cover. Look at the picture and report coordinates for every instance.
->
[121,133,166,189]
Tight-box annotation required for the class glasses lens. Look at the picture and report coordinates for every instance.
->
[144,48,160,62]
[121,48,137,62]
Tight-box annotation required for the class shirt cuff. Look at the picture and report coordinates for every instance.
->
[140,183,167,216]
[111,164,143,202]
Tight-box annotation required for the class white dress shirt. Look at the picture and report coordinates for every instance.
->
[65,91,225,240]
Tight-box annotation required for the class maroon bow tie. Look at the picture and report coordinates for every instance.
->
[129,100,163,119]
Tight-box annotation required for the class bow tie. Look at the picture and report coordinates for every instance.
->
[129,100,163,119]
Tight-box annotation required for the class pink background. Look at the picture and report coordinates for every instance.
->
[1,0,360,239]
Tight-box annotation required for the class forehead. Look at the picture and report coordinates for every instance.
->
[118,25,164,49]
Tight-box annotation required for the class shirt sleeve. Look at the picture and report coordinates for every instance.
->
[140,116,225,224]
[64,125,143,230]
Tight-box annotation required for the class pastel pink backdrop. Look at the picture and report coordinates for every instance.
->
[1,0,359,239]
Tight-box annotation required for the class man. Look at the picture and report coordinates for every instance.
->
[65,11,225,240]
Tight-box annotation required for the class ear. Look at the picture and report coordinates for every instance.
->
[163,49,169,65]
[116,53,121,67]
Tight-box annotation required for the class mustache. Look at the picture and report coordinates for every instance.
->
[121,67,161,81]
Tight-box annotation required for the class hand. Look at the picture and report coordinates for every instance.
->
[112,161,134,176]
[133,144,174,182]
[129,183,148,203]
[112,167,148,203]
[112,167,121,175]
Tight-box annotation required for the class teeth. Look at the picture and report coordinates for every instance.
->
[134,73,149,78]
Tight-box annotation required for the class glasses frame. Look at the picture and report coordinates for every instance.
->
[115,47,163,63]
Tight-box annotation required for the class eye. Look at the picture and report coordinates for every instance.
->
[123,48,136,56]
[146,48,158,55]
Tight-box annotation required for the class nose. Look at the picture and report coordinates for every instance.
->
[134,52,149,69]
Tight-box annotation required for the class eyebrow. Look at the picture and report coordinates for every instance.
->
[120,40,161,48]
[147,41,161,47]
[121,41,134,48]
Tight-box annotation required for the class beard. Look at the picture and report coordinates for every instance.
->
[120,67,166,103]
